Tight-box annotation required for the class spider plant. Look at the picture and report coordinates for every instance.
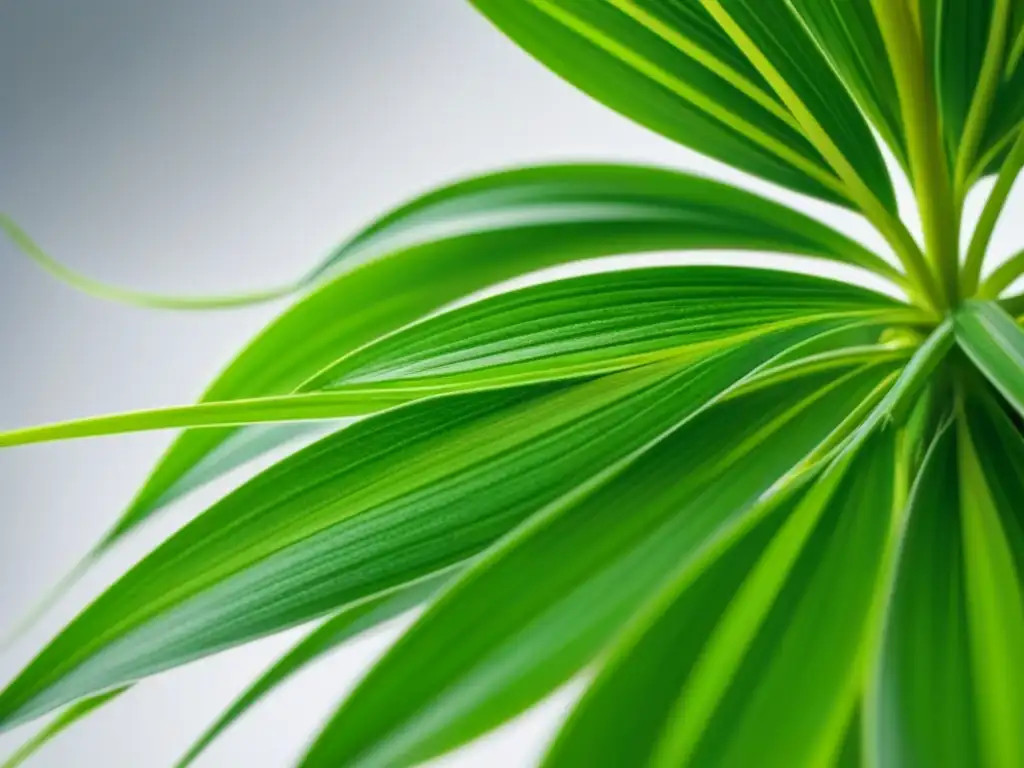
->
[2,1,1024,766]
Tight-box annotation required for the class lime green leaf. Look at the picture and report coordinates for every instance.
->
[0,214,296,311]
[785,0,908,172]
[173,570,454,768]
[469,1,849,204]
[0,688,128,768]
[0,324,909,452]
[108,164,896,551]
[298,363,894,768]
[0,324,827,731]
[648,429,897,767]
[305,265,909,391]
[869,420,982,768]
[954,300,1024,415]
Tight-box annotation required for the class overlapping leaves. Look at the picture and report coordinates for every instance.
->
[4,0,1024,766]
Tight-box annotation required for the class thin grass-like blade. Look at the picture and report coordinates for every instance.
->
[304,265,909,391]
[0,688,129,768]
[0,268,910,449]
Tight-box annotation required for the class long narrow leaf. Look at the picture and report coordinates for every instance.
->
[469,1,848,204]
[173,570,454,768]
[0,324,834,730]
[298,363,895,767]
[104,165,896,550]
[954,300,1024,414]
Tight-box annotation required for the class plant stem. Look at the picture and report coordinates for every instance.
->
[962,128,1024,294]
[872,0,960,309]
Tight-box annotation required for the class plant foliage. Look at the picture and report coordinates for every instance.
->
[3,1,1024,766]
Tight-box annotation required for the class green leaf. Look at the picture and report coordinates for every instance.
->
[0,265,910,449]
[542,488,793,768]
[469,0,849,204]
[954,300,1024,415]
[646,429,898,767]
[173,570,454,768]
[0,323,828,731]
[785,0,909,172]
[298,362,895,768]
[871,396,1024,768]
[934,0,997,162]
[955,396,1024,768]
[869,420,982,767]
[304,265,910,391]
[835,709,865,768]
[692,0,899,213]
[106,165,896,551]
[0,688,129,768]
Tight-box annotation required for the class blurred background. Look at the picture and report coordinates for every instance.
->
[0,1,1020,765]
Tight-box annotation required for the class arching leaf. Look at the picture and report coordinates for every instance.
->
[298,364,895,767]
[0,323,834,731]
[104,165,894,552]
[469,0,848,204]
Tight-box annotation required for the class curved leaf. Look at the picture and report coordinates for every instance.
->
[105,165,895,550]
[0,688,128,768]
[469,0,848,204]
[645,429,898,767]
[692,0,898,213]
[954,300,1024,415]
[173,571,454,768]
[0,323,829,731]
[298,362,896,767]
[306,265,909,391]
[955,397,1024,768]
[786,0,908,172]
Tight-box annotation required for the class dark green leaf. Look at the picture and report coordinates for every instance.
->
[173,571,454,768]
[0,688,128,768]
[693,0,898,212]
